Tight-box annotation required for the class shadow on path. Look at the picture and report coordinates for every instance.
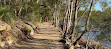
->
[15,22,64,49]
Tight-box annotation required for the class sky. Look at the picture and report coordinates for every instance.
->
[94,0,111,11]
[94,2,102,11]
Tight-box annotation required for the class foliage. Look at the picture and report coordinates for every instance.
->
[0,7,15,24]
[90,8,111,42]
[0,0,111,48]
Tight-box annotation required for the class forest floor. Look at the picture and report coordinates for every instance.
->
[15,22,64,49]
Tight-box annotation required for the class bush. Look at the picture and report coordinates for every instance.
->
[0,7,15,24]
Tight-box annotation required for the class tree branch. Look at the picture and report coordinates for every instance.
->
[76,30,98,33]
[73,0,95,46]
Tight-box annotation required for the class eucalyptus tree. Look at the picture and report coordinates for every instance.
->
[89,7,111,48]
[63,0,101,49]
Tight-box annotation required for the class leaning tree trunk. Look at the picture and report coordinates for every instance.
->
[65,0,73,37]
[18,7,22,17]
[70,0,78,49]
[66,0,71,35]
[63,9,68,32]
[73,0,95,46]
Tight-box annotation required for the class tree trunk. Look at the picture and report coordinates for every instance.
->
[3,0,6,6]
[56,12,58,27]
[52,13,55,25]
[73,0,95,46]
[65,0,74,49]
[86,30,91,49]
[15,9,17,17]
[63,9,68,33]
[0,0,2,6]
[66,0,73,36]
[53,12,56,26]
[68,0,73,34]
[40,17,42,23]
[66,0,71,34]
[71,0,78,43]
[18,7,22,17]
[57,16,59,27]
[55,4,59,27]
[53,4,57,27]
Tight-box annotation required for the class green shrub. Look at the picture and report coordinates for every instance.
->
[0,7,15,24]
[2,12,15,24]
[21,27,31,35]
[0,7,6,18]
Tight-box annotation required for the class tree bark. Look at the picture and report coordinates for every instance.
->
[63,9,68,32]
[86,30,91,49]
[0,0,2,6]
[15,9,17,17]
[56,11,58,27]
[18,7,22,17]
[3,0,6,6]
[65,0,74,36]
[66,0,74,49]
[73,0,95,46]
[71,0,78,44]
[53,12,56,26]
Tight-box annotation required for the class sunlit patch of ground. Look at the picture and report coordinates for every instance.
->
[15,22,63,49]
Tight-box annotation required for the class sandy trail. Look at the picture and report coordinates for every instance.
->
[15,22,64,49]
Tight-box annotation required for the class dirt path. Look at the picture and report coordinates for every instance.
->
[15,22,64,49]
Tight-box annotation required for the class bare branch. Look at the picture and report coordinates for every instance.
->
[73,0,95,46]
[76,30,98,33]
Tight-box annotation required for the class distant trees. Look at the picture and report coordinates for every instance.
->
[0,0,111,49]
[90,7,111,46]
[0,0,52,23]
